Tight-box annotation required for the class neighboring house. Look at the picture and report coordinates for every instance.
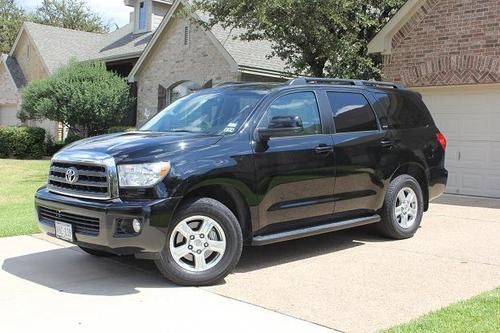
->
[0,0,287,137]
[0,55,25,128]
[368,0,500,198]
[128,0,288,126]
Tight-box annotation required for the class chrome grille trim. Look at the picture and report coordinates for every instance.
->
[47,151,118,200]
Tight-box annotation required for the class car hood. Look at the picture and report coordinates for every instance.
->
[56,132,223,163]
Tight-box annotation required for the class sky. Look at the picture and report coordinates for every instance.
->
[16,0,134,29]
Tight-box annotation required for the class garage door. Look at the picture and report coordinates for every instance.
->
[0,104,20,126]
[416,85,500,198]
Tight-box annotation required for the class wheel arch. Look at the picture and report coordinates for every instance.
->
[390,162,429,211]
[177,184,253,243]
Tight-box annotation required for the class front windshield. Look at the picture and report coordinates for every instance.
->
[140,89,269,135]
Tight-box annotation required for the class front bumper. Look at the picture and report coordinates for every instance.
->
[35,188,182,256]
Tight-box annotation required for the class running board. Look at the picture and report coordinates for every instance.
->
[252,215,381,246]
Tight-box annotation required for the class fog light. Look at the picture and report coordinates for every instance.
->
[132,219,142,233]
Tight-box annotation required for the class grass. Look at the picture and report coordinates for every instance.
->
[384,288,500,333]
[0,159,50,237]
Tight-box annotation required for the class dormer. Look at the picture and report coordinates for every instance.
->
[125,0,173,34]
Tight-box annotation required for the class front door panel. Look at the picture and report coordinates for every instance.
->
[253,91,336,234]
[254,135,335,231]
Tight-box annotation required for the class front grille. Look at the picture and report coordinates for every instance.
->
[38,206,100,236]
[48,161,110,199]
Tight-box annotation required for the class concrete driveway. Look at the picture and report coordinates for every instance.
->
[1,195,500,332]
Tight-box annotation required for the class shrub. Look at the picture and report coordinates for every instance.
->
[107,126,135,134]
[45,135,66,156]
[0,126,46,159]
[64,133,83,145]
[19,61,133,137]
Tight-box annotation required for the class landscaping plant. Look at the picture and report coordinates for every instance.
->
[20,61,133,137]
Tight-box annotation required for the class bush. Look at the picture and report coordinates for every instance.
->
[45,135,66,156]
[0,127,46,159]
[64,133,83,145]
[20,61,133,137]
[107,126,135,134]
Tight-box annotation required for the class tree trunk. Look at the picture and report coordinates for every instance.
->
[310,64,325,77]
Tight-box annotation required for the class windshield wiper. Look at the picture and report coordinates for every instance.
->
[164,129,199,133]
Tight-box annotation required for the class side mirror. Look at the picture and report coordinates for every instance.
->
[257,115,304,141]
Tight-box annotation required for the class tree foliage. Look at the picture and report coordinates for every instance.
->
[0,0,26,54]
[32,0,109,33]
[20,61,132,137]
[0,0,109,54]
[193,0,405,79]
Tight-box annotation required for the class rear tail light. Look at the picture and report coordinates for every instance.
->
[436,132,447,150]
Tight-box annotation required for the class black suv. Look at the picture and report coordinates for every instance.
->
[35,77,447,286]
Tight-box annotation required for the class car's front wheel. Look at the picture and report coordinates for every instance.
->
[155,197,243,286]
[379,174,424,239]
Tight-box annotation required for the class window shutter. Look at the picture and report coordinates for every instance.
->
[184,26,190,46]
[158,84,167,111]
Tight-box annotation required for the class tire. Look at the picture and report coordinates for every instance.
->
[378,175,424,239]
[78,246,114,257]
[155,197,243,286]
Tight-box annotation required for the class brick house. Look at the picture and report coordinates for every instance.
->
[0,0,287,137]
[128,0,288,126]
[368,0,500,198]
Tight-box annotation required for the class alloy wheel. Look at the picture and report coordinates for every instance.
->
[394,187,418,229]
[169,215,226,272]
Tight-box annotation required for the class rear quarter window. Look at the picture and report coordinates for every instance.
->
[373,92,434,130]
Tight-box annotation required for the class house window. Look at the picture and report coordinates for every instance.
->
[184,26,190,46]
[138,1,147,31]
[168,81,202,104]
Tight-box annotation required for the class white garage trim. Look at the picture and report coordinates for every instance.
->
[413,84,500,198]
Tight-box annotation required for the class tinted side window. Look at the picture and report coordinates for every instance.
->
[328,92,378,133]
[374,92,433,129]
[260,92,322,135]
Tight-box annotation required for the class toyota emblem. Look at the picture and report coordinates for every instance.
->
[65,167,79,184]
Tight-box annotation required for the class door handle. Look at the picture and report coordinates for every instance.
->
[380,139,393,148]
[314,145,334,154]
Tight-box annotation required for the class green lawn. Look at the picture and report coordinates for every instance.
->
[0,159,50,237]
[384,288,500,333]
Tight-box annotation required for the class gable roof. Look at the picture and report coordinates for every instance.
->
[367,0,426,55]
[128,0,288,81]
[0,54,25,104]
[90,24,154,62]
[9,22,154,74]
[15,22,103,74]
[1,54,26,89]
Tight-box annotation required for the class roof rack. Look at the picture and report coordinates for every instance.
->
[287,77,405,89]
[214,81,246,87]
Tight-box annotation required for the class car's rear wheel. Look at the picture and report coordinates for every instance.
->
[155,197,243,286]
[379,175,424,239]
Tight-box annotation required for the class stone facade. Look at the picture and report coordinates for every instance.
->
[135,16,240,126]
[13,31,48,83]
[382,0,500,87]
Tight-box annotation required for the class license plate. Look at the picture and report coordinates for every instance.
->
[55,221,73,242]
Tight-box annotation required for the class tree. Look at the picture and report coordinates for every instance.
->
[32,0,109,33]
[20,61,132,137]
[0,0,26,54]
[193,0,405,79]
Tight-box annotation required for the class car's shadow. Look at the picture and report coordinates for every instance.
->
[2,226,383,296]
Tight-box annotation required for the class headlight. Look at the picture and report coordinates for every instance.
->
[117,162,171,187]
